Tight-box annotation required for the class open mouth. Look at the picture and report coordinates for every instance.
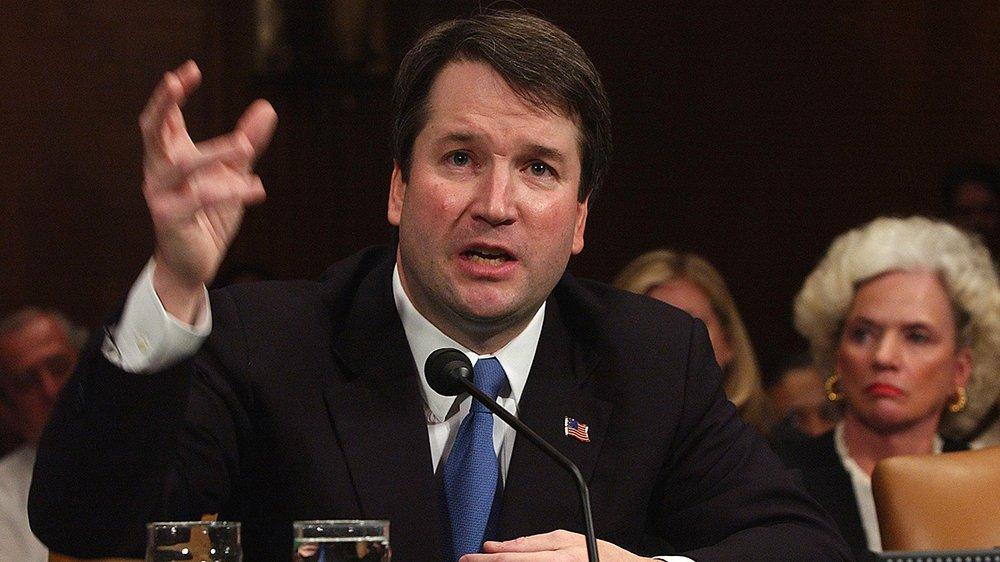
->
[463,247,515,266]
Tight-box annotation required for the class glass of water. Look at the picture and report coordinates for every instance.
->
[146,521,241,562]
[293,520,390,561]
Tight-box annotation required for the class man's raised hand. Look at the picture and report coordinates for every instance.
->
[139,61,277,322]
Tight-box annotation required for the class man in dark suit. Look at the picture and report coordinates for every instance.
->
[29,11,851,562]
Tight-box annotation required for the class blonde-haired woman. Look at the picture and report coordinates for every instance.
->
[776,216,999,561]
[614,250,772,433]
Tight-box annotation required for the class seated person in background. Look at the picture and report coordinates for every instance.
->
[614,250,772,433]
[766,351,838,440]
[940,163,1000,449]
[28,11,850,561]
[941,161,999,258]
[0,308,82,562]
[775,216,999,561]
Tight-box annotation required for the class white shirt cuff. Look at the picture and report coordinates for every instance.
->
[654,557,695,561]
[102,259,211,373]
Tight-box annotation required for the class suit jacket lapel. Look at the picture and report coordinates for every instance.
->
[498,297,613,540]
[322,254,444,559]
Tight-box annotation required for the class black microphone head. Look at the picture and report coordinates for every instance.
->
[425,348,473,396]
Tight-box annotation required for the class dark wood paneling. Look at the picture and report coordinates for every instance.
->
[3,2,998,375]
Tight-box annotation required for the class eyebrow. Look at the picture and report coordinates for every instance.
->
[526,144,569,165]
[436,133,570,164]
[847,316,938,332]
[440,131,477,144]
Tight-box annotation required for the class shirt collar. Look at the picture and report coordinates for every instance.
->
[392,263,542,422]
[833,421,944,484]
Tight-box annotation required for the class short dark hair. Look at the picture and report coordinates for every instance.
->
[391,10,612,202]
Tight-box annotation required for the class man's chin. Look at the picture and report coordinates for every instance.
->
[449,288,520,320]
[449,299,538,336]
[455,305,522,328]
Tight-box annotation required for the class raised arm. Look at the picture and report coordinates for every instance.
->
[141,60,276,323]
[29,64,278,557]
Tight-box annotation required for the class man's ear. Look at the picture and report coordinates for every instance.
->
[388,161,405,226]
[571,192,590,255]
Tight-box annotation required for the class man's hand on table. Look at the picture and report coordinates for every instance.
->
[461,530,658,561]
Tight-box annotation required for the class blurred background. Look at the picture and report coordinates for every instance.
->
[2,1,998,377]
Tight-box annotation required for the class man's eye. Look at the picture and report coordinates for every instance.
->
[907,330,931,344]
[449,152,471,166]
[529,161,551,177]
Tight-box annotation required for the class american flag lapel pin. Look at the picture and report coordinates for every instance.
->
[564,417,591,443]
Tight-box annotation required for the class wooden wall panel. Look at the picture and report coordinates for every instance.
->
[3,2,998,376]
[1,1,213,326]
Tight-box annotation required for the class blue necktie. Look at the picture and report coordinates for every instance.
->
[442,357,507,561]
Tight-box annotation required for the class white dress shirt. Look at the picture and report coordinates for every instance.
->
[0,445,47,562]
[834,422,943,553]
[103,259,210,373]
[392,265,539,482]
[105,259,692,561]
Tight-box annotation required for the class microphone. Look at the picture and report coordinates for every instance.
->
[425,348,599,562]
[424,347,474,396]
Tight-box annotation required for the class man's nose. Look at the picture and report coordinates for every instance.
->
[474,165,516,226]
[37,369,66,401]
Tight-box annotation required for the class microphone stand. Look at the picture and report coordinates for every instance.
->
[457,376,600,562]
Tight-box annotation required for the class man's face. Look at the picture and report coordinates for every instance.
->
[0,315,77,444]
[768,367,837,437]
[389,60,589,352]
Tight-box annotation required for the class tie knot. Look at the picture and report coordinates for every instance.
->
[472,357,507,404]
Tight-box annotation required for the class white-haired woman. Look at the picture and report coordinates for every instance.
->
[775,216,1000,561]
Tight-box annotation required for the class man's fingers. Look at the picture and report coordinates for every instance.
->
[462,552,560,561]
[139,60,202,153]
[237,174,267,207]
[150,168,263,221]
[236,99,278,161]
[193,131,254,168]
[139,64,271,232]
[483,530,582,553]
[193,167,264,207]
[172,59,202,92]
[246,174,266,203]
[139,72,182,151]
[149,131,252,190]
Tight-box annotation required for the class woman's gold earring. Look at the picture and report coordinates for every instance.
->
[947,387,967,413]
[824,374,842,402]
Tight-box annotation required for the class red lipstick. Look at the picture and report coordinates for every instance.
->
[866,383,903,398]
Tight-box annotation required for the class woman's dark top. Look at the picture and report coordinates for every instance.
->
[773,429,966,562]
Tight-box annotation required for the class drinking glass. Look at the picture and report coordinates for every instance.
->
[146,521,241,562]
[292,520,390,561]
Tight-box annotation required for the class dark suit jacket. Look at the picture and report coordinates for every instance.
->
[774,431,871,562]
[30,247,850,561]
[773,429,967,562]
